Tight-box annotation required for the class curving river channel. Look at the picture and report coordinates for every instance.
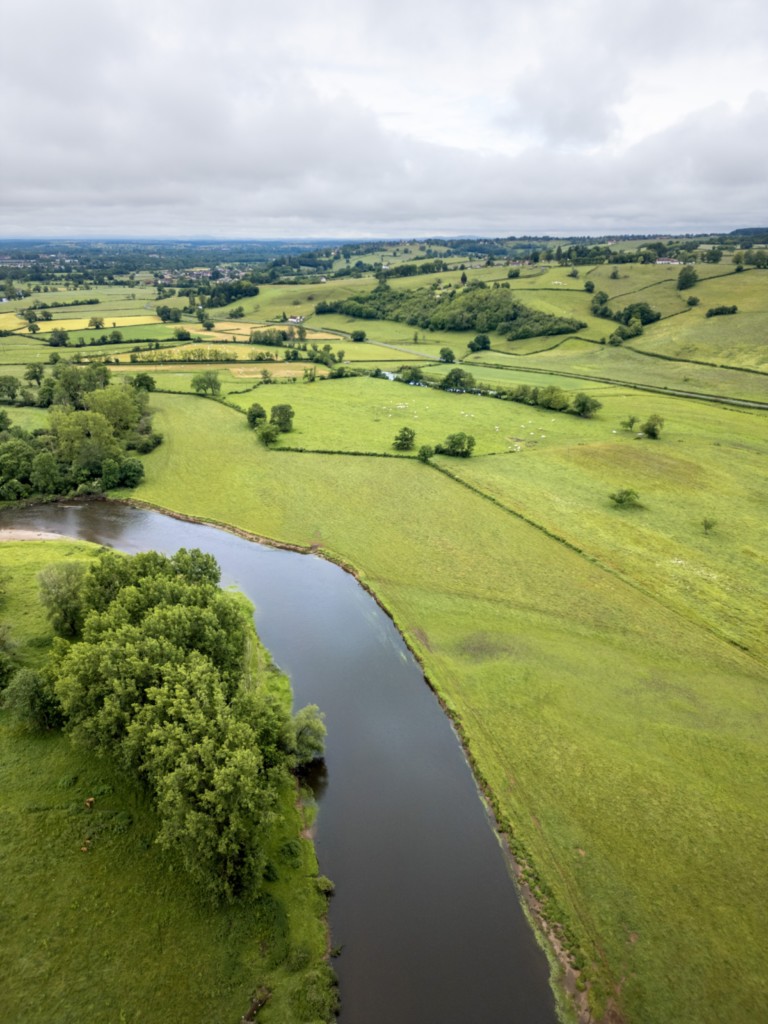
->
[1,501,558,1024]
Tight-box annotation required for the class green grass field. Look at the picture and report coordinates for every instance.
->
[477,336,768,402]
[133,367,265,395]
[0,335,59,365]
[230,377,768,659]
[0,540,334,1024]
[229,375,541,455]
[120,390,768,1024]
[3,251,768,1024]
[3,405,48,431]
[36,321,182,342]
[630,269,768,370]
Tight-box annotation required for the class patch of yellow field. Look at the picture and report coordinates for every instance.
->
[42,315,161,331]
[0,312,25,330]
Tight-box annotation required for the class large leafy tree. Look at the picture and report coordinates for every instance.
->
[48,548,325,901]
[270,404,295,432]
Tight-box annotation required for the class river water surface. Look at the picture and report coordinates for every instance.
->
[1,501,558,1024]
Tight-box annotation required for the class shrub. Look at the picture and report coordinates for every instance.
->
[258,423,280,446]
[609,488,642,508]
[3,668,63,730]
[571,392,602,417]
[246,402,267,428]
[0,625,15,690]
[131,372,156,391]
[393,426,416,451]
[641,414,664,439]
[132,432,163,454]
[537,386,570,412]
[439,367,475,391]
[400,366,424,384]
[119,457,145,487]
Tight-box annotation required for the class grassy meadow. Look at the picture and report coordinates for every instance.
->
[121,388,768,1024]
[630,269,768,370]
[471,337,768,403]
[2,246,768,1024]
[0,540,334,1024]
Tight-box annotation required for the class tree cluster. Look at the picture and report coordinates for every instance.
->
[434,432,475,457]
[619,413,664,437]
[156,304,183,323]
[204,280,260,309]
[0,366,158,500]
[316,281,585,340]
[245,329,346,368]
[378,259,448,280]
[38,549,324,901]
[467,333,491,352]
[590,293,661,344]
[705,305,738,317]
[246,402,295,445]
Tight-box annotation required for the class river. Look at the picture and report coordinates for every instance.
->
[1,501,558,1024]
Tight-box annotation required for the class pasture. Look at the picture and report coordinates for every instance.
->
[478,335,768,402]
[631,269,768,370]
[126,390,768,1024]
[228,374,541,455]
[38,322,183,343]
[3,245,768,1024]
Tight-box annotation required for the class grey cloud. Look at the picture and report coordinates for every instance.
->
[501,61,628,146]
[2,0,768,236]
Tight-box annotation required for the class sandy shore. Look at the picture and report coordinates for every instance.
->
[0,528,65,541]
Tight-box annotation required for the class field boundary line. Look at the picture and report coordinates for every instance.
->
[427,460,759,661]
[468,357,768,409]
[624,344,768,378]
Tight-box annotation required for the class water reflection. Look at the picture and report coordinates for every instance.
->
[0,501,558,1024]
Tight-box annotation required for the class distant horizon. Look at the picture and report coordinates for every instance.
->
[0,226,763,246]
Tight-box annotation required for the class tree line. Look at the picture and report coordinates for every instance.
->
[394,364,602,418]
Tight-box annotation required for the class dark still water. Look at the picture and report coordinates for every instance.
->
[2,502,558,1024]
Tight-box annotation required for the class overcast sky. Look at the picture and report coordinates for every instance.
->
[2,0,767,238]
